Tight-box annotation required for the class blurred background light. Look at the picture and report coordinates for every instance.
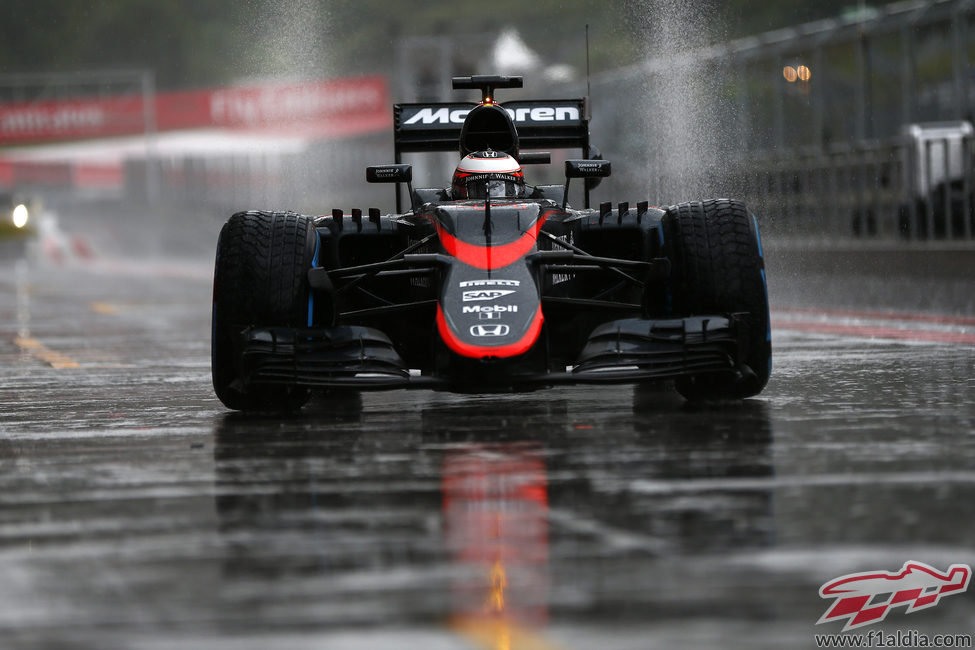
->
[12,204,29,229]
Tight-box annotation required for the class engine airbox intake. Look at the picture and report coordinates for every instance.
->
[459,104,519,158]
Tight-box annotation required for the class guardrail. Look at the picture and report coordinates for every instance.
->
[717,133,975,241]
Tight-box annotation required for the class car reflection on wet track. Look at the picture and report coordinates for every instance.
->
[207,395,778,646]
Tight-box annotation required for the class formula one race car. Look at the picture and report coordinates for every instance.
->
[211,75,771,410]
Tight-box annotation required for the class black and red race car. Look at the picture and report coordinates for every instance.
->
[211,75,771,410]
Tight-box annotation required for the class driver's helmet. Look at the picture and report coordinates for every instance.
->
[451,151,525,199]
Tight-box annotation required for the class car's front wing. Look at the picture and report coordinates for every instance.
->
[237,315,747,391]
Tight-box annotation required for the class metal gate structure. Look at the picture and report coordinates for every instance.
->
[582,0,975,241]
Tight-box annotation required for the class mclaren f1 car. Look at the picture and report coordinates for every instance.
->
[211,75,771,410]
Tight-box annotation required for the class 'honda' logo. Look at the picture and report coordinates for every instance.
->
[470,324,510,337]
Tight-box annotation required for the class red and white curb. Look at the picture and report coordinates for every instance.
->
[773,307,975,345]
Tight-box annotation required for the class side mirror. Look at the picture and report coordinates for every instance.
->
[562,159,611,211]
[367,164,416,214]
[564,159,612,179]
[584,144,605,192]
[366,164,412,184]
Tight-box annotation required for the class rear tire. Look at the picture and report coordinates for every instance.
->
[662,199,771,400]
[211,211,317,411]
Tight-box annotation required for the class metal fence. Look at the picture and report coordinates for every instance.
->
[578,0,975,241]
[722,131,974,240]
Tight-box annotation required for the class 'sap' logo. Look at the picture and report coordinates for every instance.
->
[817,561,971,631]
[463,290,516,302]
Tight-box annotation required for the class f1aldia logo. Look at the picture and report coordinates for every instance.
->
[817,561,971,631]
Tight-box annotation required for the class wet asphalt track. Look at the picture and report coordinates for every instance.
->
[1,207,974,649]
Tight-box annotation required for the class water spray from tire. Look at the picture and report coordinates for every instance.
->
[623,1,730,204]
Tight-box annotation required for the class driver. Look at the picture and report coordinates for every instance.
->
[451,150,526,199]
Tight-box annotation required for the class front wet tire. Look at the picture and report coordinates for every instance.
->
[211,211,317,411]
[662,199,771,400]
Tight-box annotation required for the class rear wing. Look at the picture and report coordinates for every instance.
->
[392,99,592,211]
[393,99,591,159]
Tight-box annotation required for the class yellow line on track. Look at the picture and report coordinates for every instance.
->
[450,619,572,650]
[89,302,120,315]
[13,336,81,369]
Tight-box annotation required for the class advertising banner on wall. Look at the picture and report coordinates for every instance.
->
[0,76,390,145]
